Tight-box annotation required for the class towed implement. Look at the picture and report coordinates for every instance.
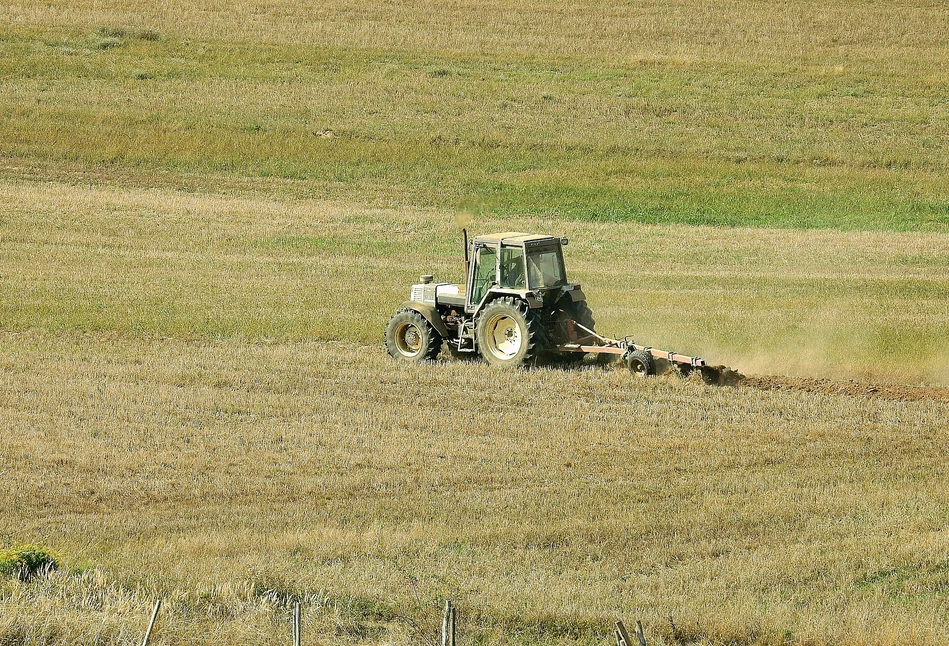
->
[385,230,737,383]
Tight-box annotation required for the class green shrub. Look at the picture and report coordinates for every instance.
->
[0,545,61,581]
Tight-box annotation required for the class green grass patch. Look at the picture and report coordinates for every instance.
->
[1,21,948,231]
[0,545,61,581]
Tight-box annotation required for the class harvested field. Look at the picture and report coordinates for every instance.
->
[3,0,949,644]
[2,182,949,645]
[3,332,949,646]
[1,179,947,386]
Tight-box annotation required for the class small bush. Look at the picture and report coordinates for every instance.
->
[0,545,61,581]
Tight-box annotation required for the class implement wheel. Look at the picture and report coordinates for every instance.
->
[385,309,442,361]
[476,297,541,367]
[626,349,656,377]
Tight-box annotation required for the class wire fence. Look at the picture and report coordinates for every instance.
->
[138,597,648,646]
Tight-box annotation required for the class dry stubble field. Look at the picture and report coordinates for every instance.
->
[3,0,949,645]
[2,181,949,646]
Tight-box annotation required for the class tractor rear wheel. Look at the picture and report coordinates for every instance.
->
[566,300,596,336]
[626,349,656,377]
[476,297,542,367]
[551,298,596,365]
[385,309,442,362]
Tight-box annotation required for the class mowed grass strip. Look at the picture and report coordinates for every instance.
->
[1,0,948,229]
[2,180,948,384]
[2,331,949,645]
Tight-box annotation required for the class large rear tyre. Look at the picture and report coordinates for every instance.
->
[566,300,596,336]
[385,309,442,362]
[626,349,656,377]
[476,297,542,367]
[551,298,597,365]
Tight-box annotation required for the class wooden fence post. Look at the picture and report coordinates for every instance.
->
[615,620,632,646]
[616,620,646,646]
[450,600,456,646]
[634,620,647,646]
[442,600,456,646]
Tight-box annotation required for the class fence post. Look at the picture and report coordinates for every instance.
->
[634,620,647,646]
[442,600,456,646]
[292,601,301,646]
[141,599,161,646]
[450,601,456,646]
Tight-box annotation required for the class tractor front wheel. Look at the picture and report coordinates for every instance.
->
[385,309,442,362]
[476,297,541,367]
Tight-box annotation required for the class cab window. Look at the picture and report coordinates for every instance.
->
[470,245,497,305]
[499,246,526,289]
[527,246,567,288]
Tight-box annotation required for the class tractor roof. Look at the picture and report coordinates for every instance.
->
[472,232,560,246]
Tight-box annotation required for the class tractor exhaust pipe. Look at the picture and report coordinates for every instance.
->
[463,228,470,277]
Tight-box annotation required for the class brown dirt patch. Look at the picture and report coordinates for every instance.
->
[740,375,949,403]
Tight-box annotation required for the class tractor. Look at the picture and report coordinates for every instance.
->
[385,231,725,379]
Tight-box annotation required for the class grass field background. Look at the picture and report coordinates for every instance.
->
[2,1,949,645]
[2,0,949,229]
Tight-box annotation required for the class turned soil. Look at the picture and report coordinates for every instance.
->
[740,375,949,403]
